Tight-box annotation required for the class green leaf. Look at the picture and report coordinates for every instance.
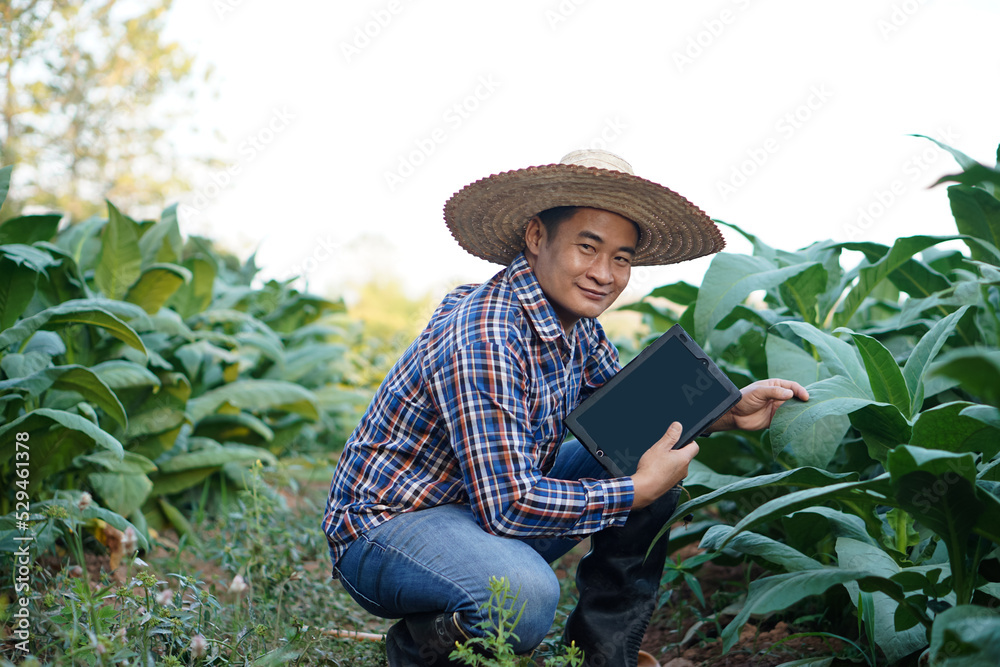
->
[186,379,320,422]
[125,263,192,314]
[168,256,216,319]
[960,404,1000,430]
[765,333,830,387]
[719,567,875,652]
[0,408,123,487]
[0,365,127,428]
[849,402,912,464]
[848,332,910,415]
[664,467,857,528]
[902,306,970,416]
[928,605,1000,667]
[94,201,142,300]
[948,185,1000,265]
[0,257,39,330]
[934,164,1000,191]
[88,470,153,518]
[785,507,878,546]
[778,262,828,324]
[157,443,278,472]
[0,243,60,273]
[89,360,161,390]
[771,321,869,390]
[0,214,62,245]
[0,300,147,356]
[837,537,931,663]
[911,402,1000,459]
[930,348,1000,408]
[700,525,823,572]
[719,476,892,550]
[769,375,875,466]
[647,281,699,306]
[138,204,183,267]
[77,450,156,474]
[834,236,961,328]
[0,165,11,212]
[694,253,820,340]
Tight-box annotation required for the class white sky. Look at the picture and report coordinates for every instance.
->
[164,0,1000,305]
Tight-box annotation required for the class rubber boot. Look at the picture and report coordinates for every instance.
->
[385,611,483,667]
[564,486,682,667]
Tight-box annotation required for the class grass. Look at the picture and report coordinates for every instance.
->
[1,462,588,666]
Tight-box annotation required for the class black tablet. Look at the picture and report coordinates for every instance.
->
[564,324,742,478]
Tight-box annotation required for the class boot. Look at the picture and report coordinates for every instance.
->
[385,611,485,667]
[564,486,682,667]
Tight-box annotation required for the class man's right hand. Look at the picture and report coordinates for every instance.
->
[629,421,699,509]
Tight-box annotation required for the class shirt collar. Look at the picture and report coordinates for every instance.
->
[505,252,582,344]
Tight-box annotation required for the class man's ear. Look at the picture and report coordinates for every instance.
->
[524,217,544,256]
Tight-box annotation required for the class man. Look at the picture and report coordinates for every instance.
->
[322,149,808,666]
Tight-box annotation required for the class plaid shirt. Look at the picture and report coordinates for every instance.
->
[322,252,635,574]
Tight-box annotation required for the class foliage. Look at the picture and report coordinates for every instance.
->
[0,173,374,573]
[0,0,210,220]
[450,576,584,667]
[626,137,1000,665]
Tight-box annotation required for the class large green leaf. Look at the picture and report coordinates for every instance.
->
[138,204,183,267]
[663,467,857,528]
[700,525,823,572]
[771,321,869,390]
[785,507,877,546]
[186,379,320,422]
[847,332,910,415]
[89,360,161,390]
[125,263,192,314]
[694,253,819,340]
[0,408,124,487]
[834,236,965,328]
[0,214,62,246]
[928,605,1000,667]
[849,402,912,463]
[910,402,1000,459]
[837,538,930,663]
[0,365,127,428]
[719,567,875,652]
[94,201,142,301]
[769,375,876,466]
[719,476,892,549]
[0,257,39,330]
[765,334,829,387]
[948,185,1000,265]
[0,300,146,356]
[778,262,828,324]
[168,256,216,319]
[646,281,699,306]
[901,306,970,416]
[88,470,153,518]
[930,348,1000,408]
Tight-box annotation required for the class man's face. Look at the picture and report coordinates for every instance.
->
[524,207,639,332]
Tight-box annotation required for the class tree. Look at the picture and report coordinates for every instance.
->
[0,0,208,220]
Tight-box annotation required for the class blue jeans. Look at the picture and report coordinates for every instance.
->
[334,440,610,653]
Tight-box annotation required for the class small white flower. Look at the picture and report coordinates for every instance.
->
[155,588,174,606]
[190,634,208,659]
[77,492,93,511]
[122,526,138,555]
[69,565,84,578]
[227,574,248,595]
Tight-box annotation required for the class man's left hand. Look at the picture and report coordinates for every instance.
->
[710,379,809,432]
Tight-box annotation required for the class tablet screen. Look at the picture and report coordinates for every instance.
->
[566,326,741,477]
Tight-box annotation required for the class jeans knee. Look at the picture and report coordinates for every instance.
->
[503,566,560,652]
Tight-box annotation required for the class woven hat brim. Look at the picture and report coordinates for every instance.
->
[443,164,725,267]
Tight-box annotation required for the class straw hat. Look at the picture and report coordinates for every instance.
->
[443,149,725,266]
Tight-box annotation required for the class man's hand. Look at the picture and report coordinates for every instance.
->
[630,421,699,509]
[711,378,809,433]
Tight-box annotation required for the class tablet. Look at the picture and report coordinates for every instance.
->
[564,324,742,478]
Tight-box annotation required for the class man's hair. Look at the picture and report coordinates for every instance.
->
[536,206,581,240]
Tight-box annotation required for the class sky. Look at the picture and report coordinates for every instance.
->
[163,0,1000,306]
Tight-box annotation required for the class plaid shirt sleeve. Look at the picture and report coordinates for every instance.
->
[427,340,634,538]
